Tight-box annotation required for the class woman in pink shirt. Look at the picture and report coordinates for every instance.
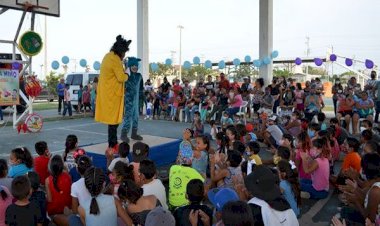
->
[295,131,312,181]
[300,137,330,199]
[226,87,243,116]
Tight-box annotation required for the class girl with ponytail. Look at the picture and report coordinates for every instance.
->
[76,167,132,226]
[277,160,301,217]
[46,155,72,225]
[63,134,80,172]
[8,147,33,177]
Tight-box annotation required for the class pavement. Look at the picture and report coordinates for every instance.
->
[0,108,339,225]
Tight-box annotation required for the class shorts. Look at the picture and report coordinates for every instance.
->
[78,97,82,103]
[338,111,353,117]
[146,108,151,115]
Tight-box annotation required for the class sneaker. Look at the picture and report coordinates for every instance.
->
[300,191,311,199]
[0,120,4,125]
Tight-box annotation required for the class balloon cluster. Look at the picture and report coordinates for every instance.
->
[295,54,375,69]
[25,75,42,97]
[51,56,101,71]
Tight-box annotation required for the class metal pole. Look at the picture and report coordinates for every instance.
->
[29,12,35,76]
[44,15,47,78]
[178,25,184,81]
[305,36,310,75]
[259,0,273,86]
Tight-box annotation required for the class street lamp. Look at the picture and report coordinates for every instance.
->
[177,25,184,81]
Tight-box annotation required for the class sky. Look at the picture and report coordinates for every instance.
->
[0,0,379,79]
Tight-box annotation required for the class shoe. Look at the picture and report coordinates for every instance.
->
[0,120,4,125]
[58,112,61,115]
[131,128,143,140]
[120,129,130,143]
[300,191,311,199]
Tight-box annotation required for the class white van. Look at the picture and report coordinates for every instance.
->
[65,72,99,110]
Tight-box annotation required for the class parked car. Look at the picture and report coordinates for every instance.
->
[65,72,99,110]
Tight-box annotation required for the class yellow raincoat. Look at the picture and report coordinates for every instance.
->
[95,51,128,125]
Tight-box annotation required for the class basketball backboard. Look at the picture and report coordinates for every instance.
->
[0,0,60,17]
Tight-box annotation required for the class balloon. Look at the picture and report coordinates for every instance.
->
[233,58,240,66]
[314,58,323,66]
[193,56,201,64]
[79,59,87,68]
[271,50,279,59]
[12,62,20,70]
[93,61,101,70]
[295,57,302,65]
[204,60,212,69]
[330,54,337,62]
[218,60,225,69]
[183,61,192,69]
[61,56,69,64]
[165,58,172,66]
[150,63,159,72]
[244,55,251,63]
[365,59,374,69]
[263,57,271,65]
[345,58,353,67]
[51,60,59,70]
[253,59,262,67]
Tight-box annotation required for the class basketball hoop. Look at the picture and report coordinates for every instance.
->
[20,1,49,12]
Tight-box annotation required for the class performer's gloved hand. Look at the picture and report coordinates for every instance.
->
[125,67,131,76]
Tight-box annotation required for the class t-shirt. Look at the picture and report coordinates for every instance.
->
[108,157,129,172]
[250,154,262,165]
[342,152,361,173]
[204,82,215,91]
[0,186,12,226]
[8,164,33,178]
[29,190,48,224]
[0,178,13,192]
[71,178,91,207]
[192,151,208,176]
[5,202,43,226]
[82,194,117,226]
[311,157,329,191]
[231,94,243,108]
[142,179,168,210]
[146,102,153,110]
[169,165,204,207]
[280,180,300,217]
[34,156,50,184]
[47,172,72,215]
[266,125,283,145]
[173,203,213,226]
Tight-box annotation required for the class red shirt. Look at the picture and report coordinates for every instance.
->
[219,79,230,90]
[34,156,50,184]
[47,172,72,215]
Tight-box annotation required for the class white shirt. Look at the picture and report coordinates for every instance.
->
[71,178,91,206]
[108,157,129,172]
[147,102,153,110]
[267,125,283,145]
[142,179,168,210]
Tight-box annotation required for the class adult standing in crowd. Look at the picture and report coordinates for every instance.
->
[57,78,65,115]
[90,76,98,117]
[95,35,131,149]
[160,77,171,97]
[332,78,344,116]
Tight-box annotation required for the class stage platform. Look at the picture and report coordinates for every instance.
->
[84,135,181,173]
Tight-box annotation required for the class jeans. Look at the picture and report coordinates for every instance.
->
[0,107,3,120]
[333,98,338,116]
[184,105,199,122]
[273,99,280,114]
[68,215,83,226]
[226,107,240,116]
[108,124,119,148]
[62,101,72,116]
[300,179,328,199]
[170,106,177,118]
[58,95,64,113]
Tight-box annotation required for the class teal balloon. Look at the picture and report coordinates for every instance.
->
[61,56,69,64]
[165,58,172,66]
[218,60,225,69]
[204,60,212,69]
[79,59,87,68]
[193,56,201,64]
[253,60,262,67]
[233,58,241,66]
[51,60,59,70]
[271,50,279,59]
[93,61,101,70]
[244,55,251,63]
[263,57,271,65]
[150,63,159,72]
[183,61,192,69]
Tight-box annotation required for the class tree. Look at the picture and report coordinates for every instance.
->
[273,68,293,78]
[182,65,217,82]
[228,65,258,80]
[45,71,64,95]
[149,63,173,80]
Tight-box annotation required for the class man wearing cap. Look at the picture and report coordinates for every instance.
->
[207,188,240,225]
[245,165,298,226]
[263,115,283,150]
[120,57,144,143]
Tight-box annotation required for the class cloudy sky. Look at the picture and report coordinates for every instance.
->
[0,0,379,78]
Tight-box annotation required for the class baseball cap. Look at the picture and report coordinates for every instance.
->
[244,165,281,201]
[207,188,239,212]
[145,207,175,226]
[268,115,277,121]
[132,142,149,162]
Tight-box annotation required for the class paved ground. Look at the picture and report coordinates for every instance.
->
[0,109,339,225]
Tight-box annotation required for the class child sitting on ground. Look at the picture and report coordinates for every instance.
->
[8,147,33,178]
[173,179,212,226]
[63,134,79,172]
[246,141,262,165]
[317,112,327,131]
[0,179,12,226]
[70,156,92,214]
[5,176,43,226]
[131,142,150,185]
[221,111,233,129]
[210,150,243,189]
[107,142,130,172]
[192,135,210,179]
[110,161,134,197]
[0,159,12,191]
[210,120,218,140]
[191,112,204,137]
[34,141,51,185]
[28,171,49,226]
[263,115,284,152]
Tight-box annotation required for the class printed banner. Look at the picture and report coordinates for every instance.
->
[0,70,20,106]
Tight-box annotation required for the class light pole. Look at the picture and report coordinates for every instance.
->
[177,25,184,81]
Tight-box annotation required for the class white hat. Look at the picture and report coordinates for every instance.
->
[268,115,277,121]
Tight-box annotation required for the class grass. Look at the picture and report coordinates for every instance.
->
[32,102,58,111]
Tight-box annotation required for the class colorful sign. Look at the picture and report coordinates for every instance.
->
[19,31,43,56]
[0,70,20,106]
